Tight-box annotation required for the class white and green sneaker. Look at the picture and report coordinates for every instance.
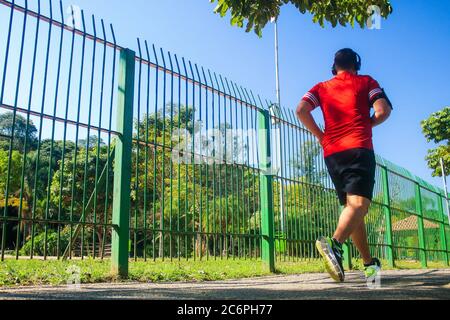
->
[364,258,382,283]
[316,236,345,282]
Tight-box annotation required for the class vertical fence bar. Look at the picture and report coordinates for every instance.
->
[258,109,275,272]
[438,194,449,265]
[44,0,64,260]
[17,0,41,259]
[381,165,395,267]
[415,183,427,268]
[1,0,26,260]
[111,48,135,277]
[342,227,352,270]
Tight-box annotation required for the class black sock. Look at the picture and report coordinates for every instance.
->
[364,260,373,267]
[332,238,343,250]
[364,258,380,267]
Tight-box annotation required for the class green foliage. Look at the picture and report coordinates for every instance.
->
[19,229,70,257]
[210,0,393,36]
[425,146,450,178]
[135,104,197,137]
[129,105,262,258]
[0,149,23,201]
[269,138,341,257]
[421,107,450,177]
[281,182,339,254]
[422,107,450,144]
[27,139,76,204]
[50,140,109,219]
[291,140,327,184]
[0,112,38,152]
[0,114,37,209]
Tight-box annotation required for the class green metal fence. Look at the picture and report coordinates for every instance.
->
[0,0,448,277]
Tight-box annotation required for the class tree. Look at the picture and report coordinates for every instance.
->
[291,140,327,185]
[421,107,449,177]
[47,139,111,256]
[0,112,38,152]
[50,141,109,220]
[210,0,393,36]
[132,105,260,258]
[27,139,76,207]
[0,149,23,203]
[0,149,24,250]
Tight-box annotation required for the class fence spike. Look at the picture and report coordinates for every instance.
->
[181,57,188,79]
[152,43,158,65]
[91,14,97,38]
[58,0,63,24]
[173,53,181,75]
[167,51,174,74]
[137,38,142,60]
[208,70,215,91]
[144,40,151,64]
[110,23,116,45]
[201,66,208,87]
[219,74,227,95]
[100,19,107,43]
[194,63,202,87]
[188,60,195,82]
[159,47,166,69]
[48,0,53,21]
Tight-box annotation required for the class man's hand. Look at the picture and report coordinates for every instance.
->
[296,100,324,143]
[371,98,392,128]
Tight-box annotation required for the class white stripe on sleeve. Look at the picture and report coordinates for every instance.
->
[303,92,319,107]
[369,88,383,99]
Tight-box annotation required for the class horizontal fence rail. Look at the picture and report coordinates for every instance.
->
[0,0,448,275]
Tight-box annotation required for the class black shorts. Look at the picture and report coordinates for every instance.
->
[325,148,376,206]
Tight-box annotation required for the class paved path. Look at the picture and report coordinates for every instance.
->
[1,269,449,300]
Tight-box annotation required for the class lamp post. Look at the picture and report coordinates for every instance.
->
[440,158,450,224]
[270,18,285,234]
[274,19,281,111]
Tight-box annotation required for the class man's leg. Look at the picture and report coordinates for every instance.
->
[333,194,371,246]
[350,220,372,265]
[315,195,372,282]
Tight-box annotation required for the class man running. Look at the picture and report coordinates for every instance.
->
[296,48,392,282]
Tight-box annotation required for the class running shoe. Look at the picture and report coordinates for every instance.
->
[364,258,382,283]
[316,236,345,282]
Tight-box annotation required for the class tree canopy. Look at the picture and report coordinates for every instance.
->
[421,107,450,177]
[0,112,38,152]
[210,0,393,36]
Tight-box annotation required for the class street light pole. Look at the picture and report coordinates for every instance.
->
[273,19,285,234]
[440,158,450,225]
[274,20,281,109]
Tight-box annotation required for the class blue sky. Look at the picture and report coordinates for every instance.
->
[68,0,449,187]
[3,0,450,187]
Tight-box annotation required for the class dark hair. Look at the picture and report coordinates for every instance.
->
[332,48,361,75]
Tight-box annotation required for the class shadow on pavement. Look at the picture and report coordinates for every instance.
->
[1,270,449,300]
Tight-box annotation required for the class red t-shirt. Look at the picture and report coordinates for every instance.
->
[302,71,384,157]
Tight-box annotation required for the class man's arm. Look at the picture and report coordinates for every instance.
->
[371,98,392,128]
[296,100,324,143]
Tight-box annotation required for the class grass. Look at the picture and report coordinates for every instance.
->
[0,257,448,288]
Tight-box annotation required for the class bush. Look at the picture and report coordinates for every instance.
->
[20,228,70,257]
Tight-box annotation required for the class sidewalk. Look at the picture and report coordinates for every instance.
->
[1,269,449,300]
